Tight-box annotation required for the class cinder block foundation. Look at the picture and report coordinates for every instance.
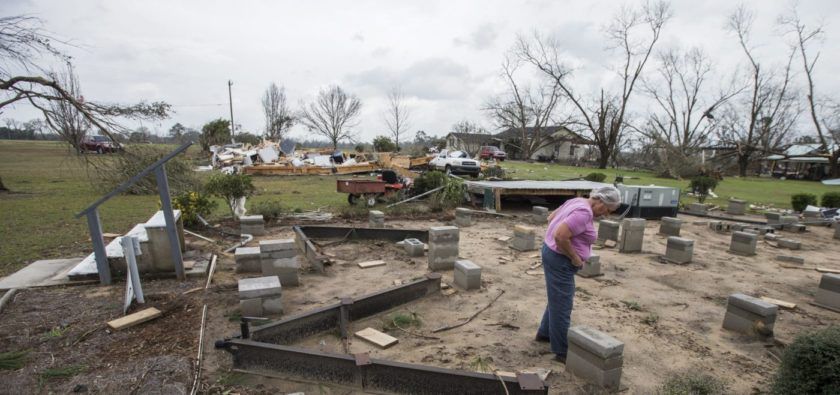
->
[783,223,806,233]
[235,246,262,273]
[688,203,708,215]
[815,273,840,311]
[238,276,282,317]
[512,225,537,251]
[369,210,384,228]
[239,215,265,236]
[532,206,549,224]
[665,237,694,264]
[727,199,747,215]
[566,325,624,391]
[619,218,645,253]
[577,255,602,278]
[454,208,472,227]
[659,217,681,237]
[722,293,778,337]
[428,226,459,270]
[598,220,620,242]
[260,239,300,286]
[765,212,781,225]
[454,260,481,290]
[729,231,757,256]
[403,238,425,257]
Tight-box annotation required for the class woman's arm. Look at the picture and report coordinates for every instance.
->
[553,223,584,267]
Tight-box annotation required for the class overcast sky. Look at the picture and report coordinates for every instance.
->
[4,0,839,143]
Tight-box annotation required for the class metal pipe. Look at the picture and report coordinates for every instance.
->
[224,234,253,253]
[156,165,185,281]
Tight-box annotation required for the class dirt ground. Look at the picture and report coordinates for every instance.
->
[1,212,838,394]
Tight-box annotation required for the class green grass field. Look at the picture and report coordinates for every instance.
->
[0,140,835,276]
[499,161,836,209]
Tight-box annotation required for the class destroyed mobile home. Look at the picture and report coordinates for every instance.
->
[208,140,436,177]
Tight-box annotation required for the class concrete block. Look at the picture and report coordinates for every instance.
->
[619,218,645,253]
[262,296,284,315]
[455,208,472,227]
[369,210,385,228]
[727,199,747,215]
[765,212,781,225]
[514,224,536,237]
[665,237,694,264]
[777,239,801,250]
[454,260,481,290]
[428,243,458,271]
[239,215,264,224]
[729,231,757,255]
[818,273,840,294]
[260,250,298,259]
[532,206,549,223]
[688,203,708,214]
[403,238,425,257]
[240,224,265,236]
[764,233,779,241]
[728,293,779,317]
[238,276,282,299]
[235,247,262,273]
[775,255,805,265]
[598,220,620,242]
[577,255,601,278]
[259,239,296,252]
[779,215,798,225]
[835,225,840,240]
[429,226,459,244]
[815,288,840,310]
[261,257,301,286]
[658,217,682,237]
[240,298,263,317]
[783,223,807,233]
[512,235,536,251]
[566,325,624,390]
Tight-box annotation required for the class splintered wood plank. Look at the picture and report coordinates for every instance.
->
[760,297,797,310]
[497,236,511,242]
[357,260,386,269]
[355,327,398,348]
[107,307,162,331]
[817,267,840,274]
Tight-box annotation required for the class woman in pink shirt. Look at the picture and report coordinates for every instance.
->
[535,186,621,362]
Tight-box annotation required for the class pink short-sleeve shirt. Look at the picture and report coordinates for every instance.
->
[544,197,596,260]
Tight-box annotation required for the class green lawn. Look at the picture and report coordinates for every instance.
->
[499,161,836,209]
[1,140,835,276]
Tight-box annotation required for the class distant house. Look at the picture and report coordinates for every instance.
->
[494,126,591,161]
[444,132,494,155]
[765,143,838,180]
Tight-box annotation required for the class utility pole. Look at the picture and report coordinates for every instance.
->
[228,80,235,143]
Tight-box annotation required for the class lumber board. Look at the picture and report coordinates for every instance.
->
[759,297,797,310]
[354,327,398,348]
[107,307,162,331]
[357,260,386,269]
[817,267,840,274]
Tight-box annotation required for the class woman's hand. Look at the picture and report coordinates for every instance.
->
[571,256,584,267]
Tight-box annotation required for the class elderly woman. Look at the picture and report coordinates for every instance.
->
[535,186,621,362]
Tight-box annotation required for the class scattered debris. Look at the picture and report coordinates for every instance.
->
[106,307,162,331]
[189,304,208,395]
[760,297,796,310]
[357,260,386,269]
[355,327,398,348]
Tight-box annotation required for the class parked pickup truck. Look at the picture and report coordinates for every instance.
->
[81,135,122,154]
[429,150,481,177]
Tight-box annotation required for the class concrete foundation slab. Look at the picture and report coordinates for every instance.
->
[0,258,82,290]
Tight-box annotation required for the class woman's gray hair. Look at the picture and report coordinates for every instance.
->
[590,186,622,210]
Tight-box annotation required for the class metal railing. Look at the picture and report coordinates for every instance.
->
[76,142,192,284]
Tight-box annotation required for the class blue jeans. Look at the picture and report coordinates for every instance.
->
[537,243,577,358]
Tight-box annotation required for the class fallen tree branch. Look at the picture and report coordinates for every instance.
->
[433,290,505,333]
[393,321,440,340]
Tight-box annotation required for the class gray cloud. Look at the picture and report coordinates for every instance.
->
[346,58,474,101]
[453,23,500,50]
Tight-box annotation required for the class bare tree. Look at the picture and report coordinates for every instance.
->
[47,63,90,152]
[779,6,838,177]
[450,119,489,156]
[298,85,362,149]
[515,1,671,168]
[635,47,740,177]
[383,87,411,151]
[0,15,170,191]
[483,56,562,160]
[715,6,800,177]
[261,82,294,141]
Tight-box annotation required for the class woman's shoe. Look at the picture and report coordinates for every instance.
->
[535,334,550,343]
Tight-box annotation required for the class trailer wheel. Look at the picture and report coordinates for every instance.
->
[347,194,359,205]
[366,194,377,207]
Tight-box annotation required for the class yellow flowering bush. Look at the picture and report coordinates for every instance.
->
[170,191,216,227]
